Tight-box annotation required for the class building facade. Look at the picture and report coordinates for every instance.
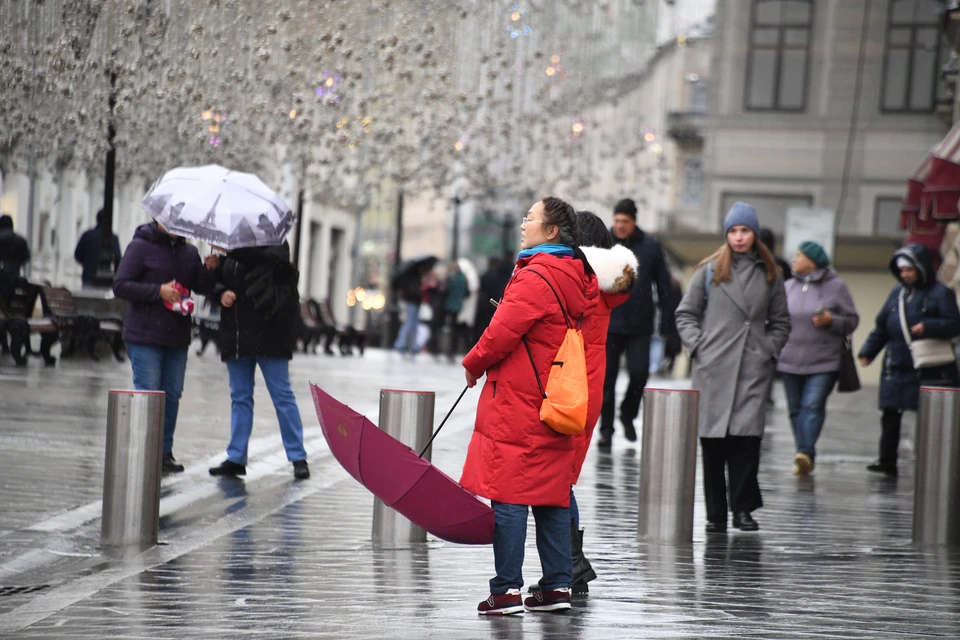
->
[704,0,947,237]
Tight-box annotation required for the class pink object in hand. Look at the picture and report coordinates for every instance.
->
[163,282,195,316]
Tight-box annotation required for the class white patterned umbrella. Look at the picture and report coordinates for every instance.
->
[141,164,295,250]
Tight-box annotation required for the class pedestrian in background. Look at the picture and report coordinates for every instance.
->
[461,197,593,615]
[858,244,960,477]
[675,202,790,532]
[75,209,122,288]
[208,241,310,480]
[759,227,792,283]
[0,214,30,310]
[473,256,512,344]
[598,198,675,449]
[392,263,429,356]
[442,261,470,361]
[113,220,217,474]
[777,241,859,476]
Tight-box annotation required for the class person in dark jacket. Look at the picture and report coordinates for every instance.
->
[0,214,30,312]
[207,242,310,480]
[473,257,512,345]
[75,209,122,288]
[759,228,793,283]
[598,198,674,449]
[858,244,960,476]
[113,221,217,473]
[392,264,429,356]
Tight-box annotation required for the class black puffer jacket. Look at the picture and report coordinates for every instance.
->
[213,242,300,361]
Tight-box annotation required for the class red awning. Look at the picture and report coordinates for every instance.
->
[921,124,960,221]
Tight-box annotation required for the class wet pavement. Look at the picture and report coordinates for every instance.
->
[1,347,959,638]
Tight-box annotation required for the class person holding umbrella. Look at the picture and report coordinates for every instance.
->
[461,196,595,615]
[207,241,310,480]
[113,220,218,474]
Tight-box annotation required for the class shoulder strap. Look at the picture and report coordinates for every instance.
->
[898,290,912,345]
[522,337,548,399]
[704,263,713,302]
[526,267,574,329]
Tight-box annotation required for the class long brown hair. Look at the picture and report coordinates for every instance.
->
[697,236,779,284]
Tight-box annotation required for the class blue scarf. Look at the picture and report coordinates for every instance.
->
[517,243,574,260]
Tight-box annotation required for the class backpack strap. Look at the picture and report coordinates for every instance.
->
[526,267,575,329]
[703,262,713,303]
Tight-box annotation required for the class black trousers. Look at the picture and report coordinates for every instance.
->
[700,436,763,522]
[600,333,651,435]
[879,408,903,467]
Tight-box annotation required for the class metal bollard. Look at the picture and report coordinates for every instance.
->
[914,387,960,547]
[101,390,165,547]
[372,389,435,546]
[637,387,699,543]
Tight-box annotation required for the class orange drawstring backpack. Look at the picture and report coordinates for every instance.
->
[521,269,588,435]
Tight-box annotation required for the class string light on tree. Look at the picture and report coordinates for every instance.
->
[501,5,533,38]
[201,109,228,147]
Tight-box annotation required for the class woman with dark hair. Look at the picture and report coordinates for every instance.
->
[461,196,596,614]
[858,244,960,476]
[675,202,791,532]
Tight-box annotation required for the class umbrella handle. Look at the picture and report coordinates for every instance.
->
[418,385,470,458]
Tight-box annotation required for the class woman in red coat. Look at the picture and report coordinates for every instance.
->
[461,197,595,615]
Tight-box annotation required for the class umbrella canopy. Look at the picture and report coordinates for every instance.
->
[311,383,494,545]
[393,255,439,283]
[141,164,295,250]
[922,123,960,221]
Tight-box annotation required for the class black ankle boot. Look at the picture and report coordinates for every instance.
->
[571,519,597,587]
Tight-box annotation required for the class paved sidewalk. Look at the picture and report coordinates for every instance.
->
[1,348,959,638]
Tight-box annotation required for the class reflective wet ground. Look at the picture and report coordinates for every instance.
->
[1,349,958,638]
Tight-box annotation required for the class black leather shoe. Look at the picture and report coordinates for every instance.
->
[293,460,310,480]
[705,520,727,533]
[162,454,185,474]
[732,512,759,531]
[209,459,246,477]
[597,432,612,450]
[621,417,637,442]
[866,461,898,476]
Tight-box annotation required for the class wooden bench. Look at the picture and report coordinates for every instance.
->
[0,280,58,365]
[299,300,335,354]
[41,286,124,362]
[319,298,366,356]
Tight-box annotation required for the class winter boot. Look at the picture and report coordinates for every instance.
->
[571,519,597,592]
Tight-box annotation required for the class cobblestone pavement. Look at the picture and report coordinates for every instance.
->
[1,347,959,638]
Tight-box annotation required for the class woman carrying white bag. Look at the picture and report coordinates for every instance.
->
[858,244,960,477]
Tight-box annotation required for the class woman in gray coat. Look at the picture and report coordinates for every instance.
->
[676,203,791,532]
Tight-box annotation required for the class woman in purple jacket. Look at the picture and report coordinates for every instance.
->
[113,222,217,474]
[777,241,859,476]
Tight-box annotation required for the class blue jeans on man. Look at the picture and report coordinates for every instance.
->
[126,342,189,455]
[781,372,838,460]
[224,356,307,465]
[490,501,572,594]
[393,301,420,354]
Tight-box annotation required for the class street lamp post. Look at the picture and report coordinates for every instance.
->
[93,72,118,289]
[451,196,461,261]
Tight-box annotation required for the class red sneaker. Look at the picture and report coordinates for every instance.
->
[524,588,571,612]
[477,590,524,615]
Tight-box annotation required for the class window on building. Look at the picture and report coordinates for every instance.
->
[882,0,941,113]
[744,0,814,112]
[682,158,704,208]
[721,193,813,234]
[875,197,905,236]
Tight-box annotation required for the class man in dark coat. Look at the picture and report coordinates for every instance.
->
[472,256,512,345]
[759,228,792,283]
[599,198,675,449]
[858,243,960,476]
[208,242,310,480]
[75,209,122,288]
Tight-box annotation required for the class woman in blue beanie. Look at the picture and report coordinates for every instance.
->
[675,202,791,532]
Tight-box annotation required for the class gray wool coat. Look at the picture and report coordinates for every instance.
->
[676,252,791,438]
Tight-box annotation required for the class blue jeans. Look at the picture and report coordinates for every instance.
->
[490,501,572,594]
[393,302,420,353]
[225,356,307,465]
[781,372,838,460]
[125,342,189,455]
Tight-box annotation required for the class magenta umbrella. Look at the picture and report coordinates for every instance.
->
[310,383,494,545]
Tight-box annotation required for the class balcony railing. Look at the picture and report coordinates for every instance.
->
[666,110,706,148]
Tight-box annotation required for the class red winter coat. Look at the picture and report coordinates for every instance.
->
[572,245,638,484]
[460,251,596,507]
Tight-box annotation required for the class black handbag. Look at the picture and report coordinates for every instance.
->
[836,337,861,393]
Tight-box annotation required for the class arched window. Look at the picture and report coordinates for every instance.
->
[881,0,942,113]
[744,0,814,111]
